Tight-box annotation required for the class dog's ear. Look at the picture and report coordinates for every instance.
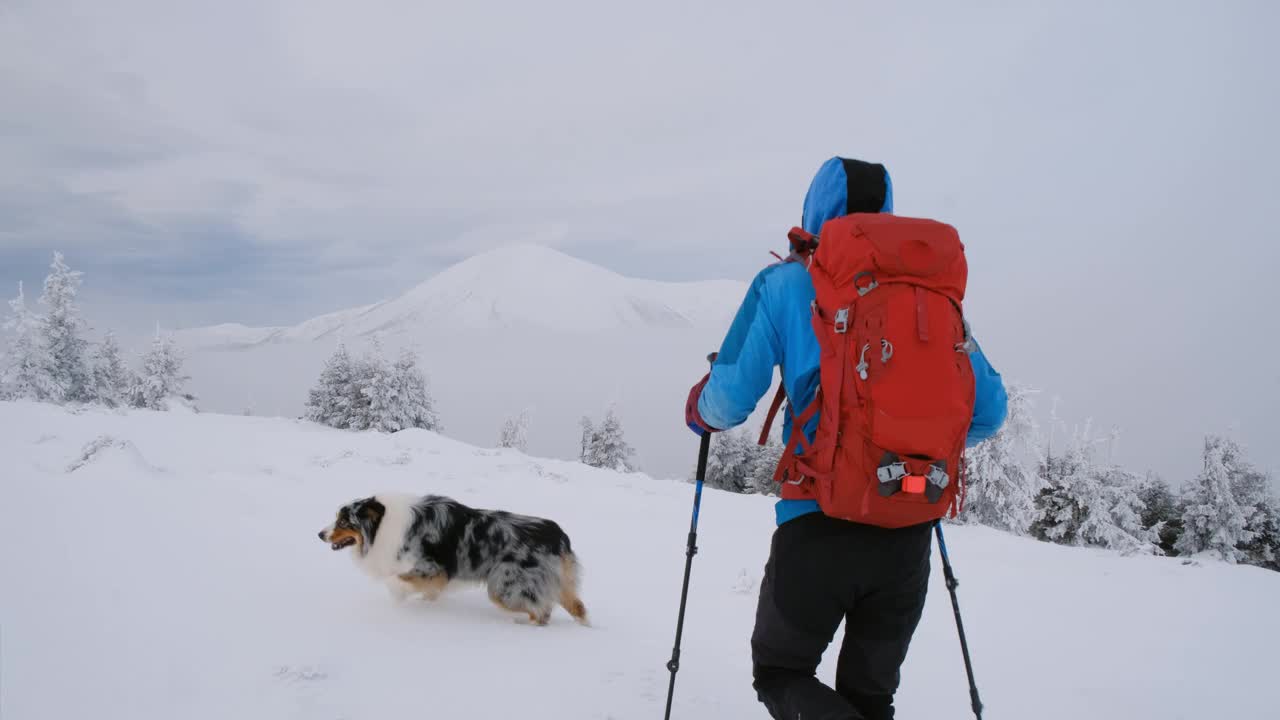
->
[355,497,385,523]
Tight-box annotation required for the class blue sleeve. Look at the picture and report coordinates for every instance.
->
[966,339,1008,447]
[697,272,782,431]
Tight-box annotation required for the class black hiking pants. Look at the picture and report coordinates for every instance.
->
[750,511,933,720]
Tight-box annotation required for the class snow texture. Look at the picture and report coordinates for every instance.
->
[2,401,1277,720]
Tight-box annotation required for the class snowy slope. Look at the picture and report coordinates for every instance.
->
[174,304,384,351]
[170,243,750,479]
[342,243,744,335]
[2,401,1277,720]
[176,243,745,346]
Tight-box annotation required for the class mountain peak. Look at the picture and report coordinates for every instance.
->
[464,242,600,266]
[180,243,745,345]
[423,242,621,291]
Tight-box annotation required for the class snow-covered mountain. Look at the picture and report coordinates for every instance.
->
[3,401,1276,719]
[177,243,745,349]
[174,244,750,480]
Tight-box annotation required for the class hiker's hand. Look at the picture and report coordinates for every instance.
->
[685,373,718,436]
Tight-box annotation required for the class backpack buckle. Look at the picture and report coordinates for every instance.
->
[926,461,950,489]
[834,307,850,334]
[924,461,949,503]
[876,461,907,484]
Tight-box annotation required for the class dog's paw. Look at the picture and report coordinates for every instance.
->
[513,612,550,627]
[387,584,413,604]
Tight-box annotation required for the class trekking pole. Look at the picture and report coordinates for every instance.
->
[664,355,715,720]
[934,521,984,720]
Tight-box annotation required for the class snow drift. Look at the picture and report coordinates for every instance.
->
[1,400,1276,719]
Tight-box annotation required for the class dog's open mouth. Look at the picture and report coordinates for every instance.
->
[331,537,356,551]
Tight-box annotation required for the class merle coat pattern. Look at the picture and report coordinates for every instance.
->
[320,492,588,626]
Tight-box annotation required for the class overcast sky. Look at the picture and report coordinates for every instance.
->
[2,0,1277,481]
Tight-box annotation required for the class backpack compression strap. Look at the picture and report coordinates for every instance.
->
[758,383,787,446]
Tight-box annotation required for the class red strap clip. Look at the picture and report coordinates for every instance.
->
[787,226,818,256]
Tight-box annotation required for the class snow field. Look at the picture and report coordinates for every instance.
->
[1,401,1276,719]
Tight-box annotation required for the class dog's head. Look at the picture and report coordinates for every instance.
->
[318,496,386,554]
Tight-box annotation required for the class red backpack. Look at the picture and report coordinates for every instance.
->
[759,213,976,528]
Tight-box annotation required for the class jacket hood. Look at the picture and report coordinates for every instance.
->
[800,157,893,236]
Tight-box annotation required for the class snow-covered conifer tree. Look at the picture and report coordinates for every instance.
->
[349,342,392,432]
[688,427,784,496]
[1082,463,1158,554]
[585,407,635,472]
[748,432,784,497]
[38,252,91,403]
[963,381,1043,534]
[387,348,441,432]
[705,429,754,493]
[1223,441,1277,570]
[131,328,188,410]
[578,416,597,465]
[89,331,132,407]
[305,344,358,429]
[499,408,531,451]
[1238,497,1280,571]
[1175,435,1255,562]
[1137,473,1184,556]
[1030,439,1086,545]
[1209,436,1278,571]
[1030,423,1157,554]
[1,281,55,401]
[1177,434,1263,563]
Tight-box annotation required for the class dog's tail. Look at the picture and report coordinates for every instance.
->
[558,552,589,626]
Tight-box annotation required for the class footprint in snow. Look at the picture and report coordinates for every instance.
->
[273,664,328,683]
[268,664,354,720]
[731,568,759,595]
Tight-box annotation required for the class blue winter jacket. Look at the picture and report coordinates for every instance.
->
[697,157,1009,526]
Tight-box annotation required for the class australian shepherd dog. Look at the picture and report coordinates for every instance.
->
[318,493,588,626]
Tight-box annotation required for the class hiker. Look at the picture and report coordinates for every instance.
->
[684,157,1008,720]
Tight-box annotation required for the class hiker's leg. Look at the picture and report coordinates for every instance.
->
[833,525,932,720]
[751,514,859,720]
